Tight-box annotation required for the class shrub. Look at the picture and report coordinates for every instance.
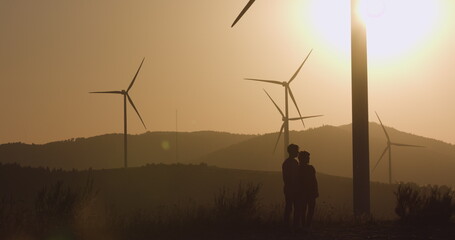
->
[35,181,79,226]
[213,183,262,226]
[34,173,98,234]
[0,195,29,237]
[395,183,454,225]
[395,184,422,220]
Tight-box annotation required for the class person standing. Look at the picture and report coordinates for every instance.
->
[297,150,319,228]
[282,144,300,227]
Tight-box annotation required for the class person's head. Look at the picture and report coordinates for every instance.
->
[287,144,299,158]
[298,151,310,164]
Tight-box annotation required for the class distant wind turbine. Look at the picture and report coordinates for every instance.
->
[245,50,314,155]
[263,89,322,158]
[373,112,424,184]
[90,58,147,168]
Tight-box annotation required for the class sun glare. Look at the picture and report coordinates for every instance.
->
[359,0,440,61]
[306,0,441,63]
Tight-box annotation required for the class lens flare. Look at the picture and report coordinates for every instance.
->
[161,140,171,151]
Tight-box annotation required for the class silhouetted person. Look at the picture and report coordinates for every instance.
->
[297,150,319,228]
[282,143,300,227]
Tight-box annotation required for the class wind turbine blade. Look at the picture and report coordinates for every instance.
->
[288,49,313,84]
[375,112,390,142]
[287,87,305,128]
[127,94,146,129]
[391,143,424,148]
[127,58,145,92]
[372,146,389,172]
[273,123,285,153]
[263,89,284,117]
[289,115,323,121]
[89,91,123,94]
[244,78,282,85]
[231,0,256,27]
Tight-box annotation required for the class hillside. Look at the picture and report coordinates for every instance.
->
[0,131,254,169]
[196,123,455,186]
[0,163,396,218]
[1,124,454,186]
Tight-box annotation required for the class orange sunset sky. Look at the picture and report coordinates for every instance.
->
[1,0,454,144]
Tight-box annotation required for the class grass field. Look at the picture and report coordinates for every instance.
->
[1,163,453,239]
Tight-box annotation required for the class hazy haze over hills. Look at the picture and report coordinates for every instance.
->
[0,131,254,169]
[198,123,455,186]
[1,124,454,186]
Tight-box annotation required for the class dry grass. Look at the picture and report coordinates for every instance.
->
[1,172,454,239]
[395,183,454,225]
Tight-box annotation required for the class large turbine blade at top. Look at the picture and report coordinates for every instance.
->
[245,78,282,85]
[127,94,146,129]
[288,49,313,84]
[127,58,145,92]
[89,91,123,94]
[372,146,389,172]
[287,87,305,128]
[231,0,256,27]
[289,115,323,121]
[375,112,390,142]
[273,123,285,153]
[263,89,284,117]
[391,143,424,148]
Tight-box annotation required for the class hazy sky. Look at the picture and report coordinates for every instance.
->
[1,0,454,145]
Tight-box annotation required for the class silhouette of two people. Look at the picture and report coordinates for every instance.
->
[282,144,319,229]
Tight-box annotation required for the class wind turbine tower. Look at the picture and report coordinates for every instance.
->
[90,58,147,168]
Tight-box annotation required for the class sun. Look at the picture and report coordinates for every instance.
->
[358,0,440,61]
[304,0,441,63]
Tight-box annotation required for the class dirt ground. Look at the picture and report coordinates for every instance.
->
[178,223,455,240]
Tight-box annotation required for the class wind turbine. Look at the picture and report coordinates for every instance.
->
[90,58,147,168]
[373,112,424,184]
[263,89,322,158]
[231,0,371,215]
[245,49,313,154]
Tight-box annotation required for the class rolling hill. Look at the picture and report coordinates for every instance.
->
[195,123,455,186]
[0,131,254,169]
[1,124,454,186]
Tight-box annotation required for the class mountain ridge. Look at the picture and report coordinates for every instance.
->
[1,124,454,186]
